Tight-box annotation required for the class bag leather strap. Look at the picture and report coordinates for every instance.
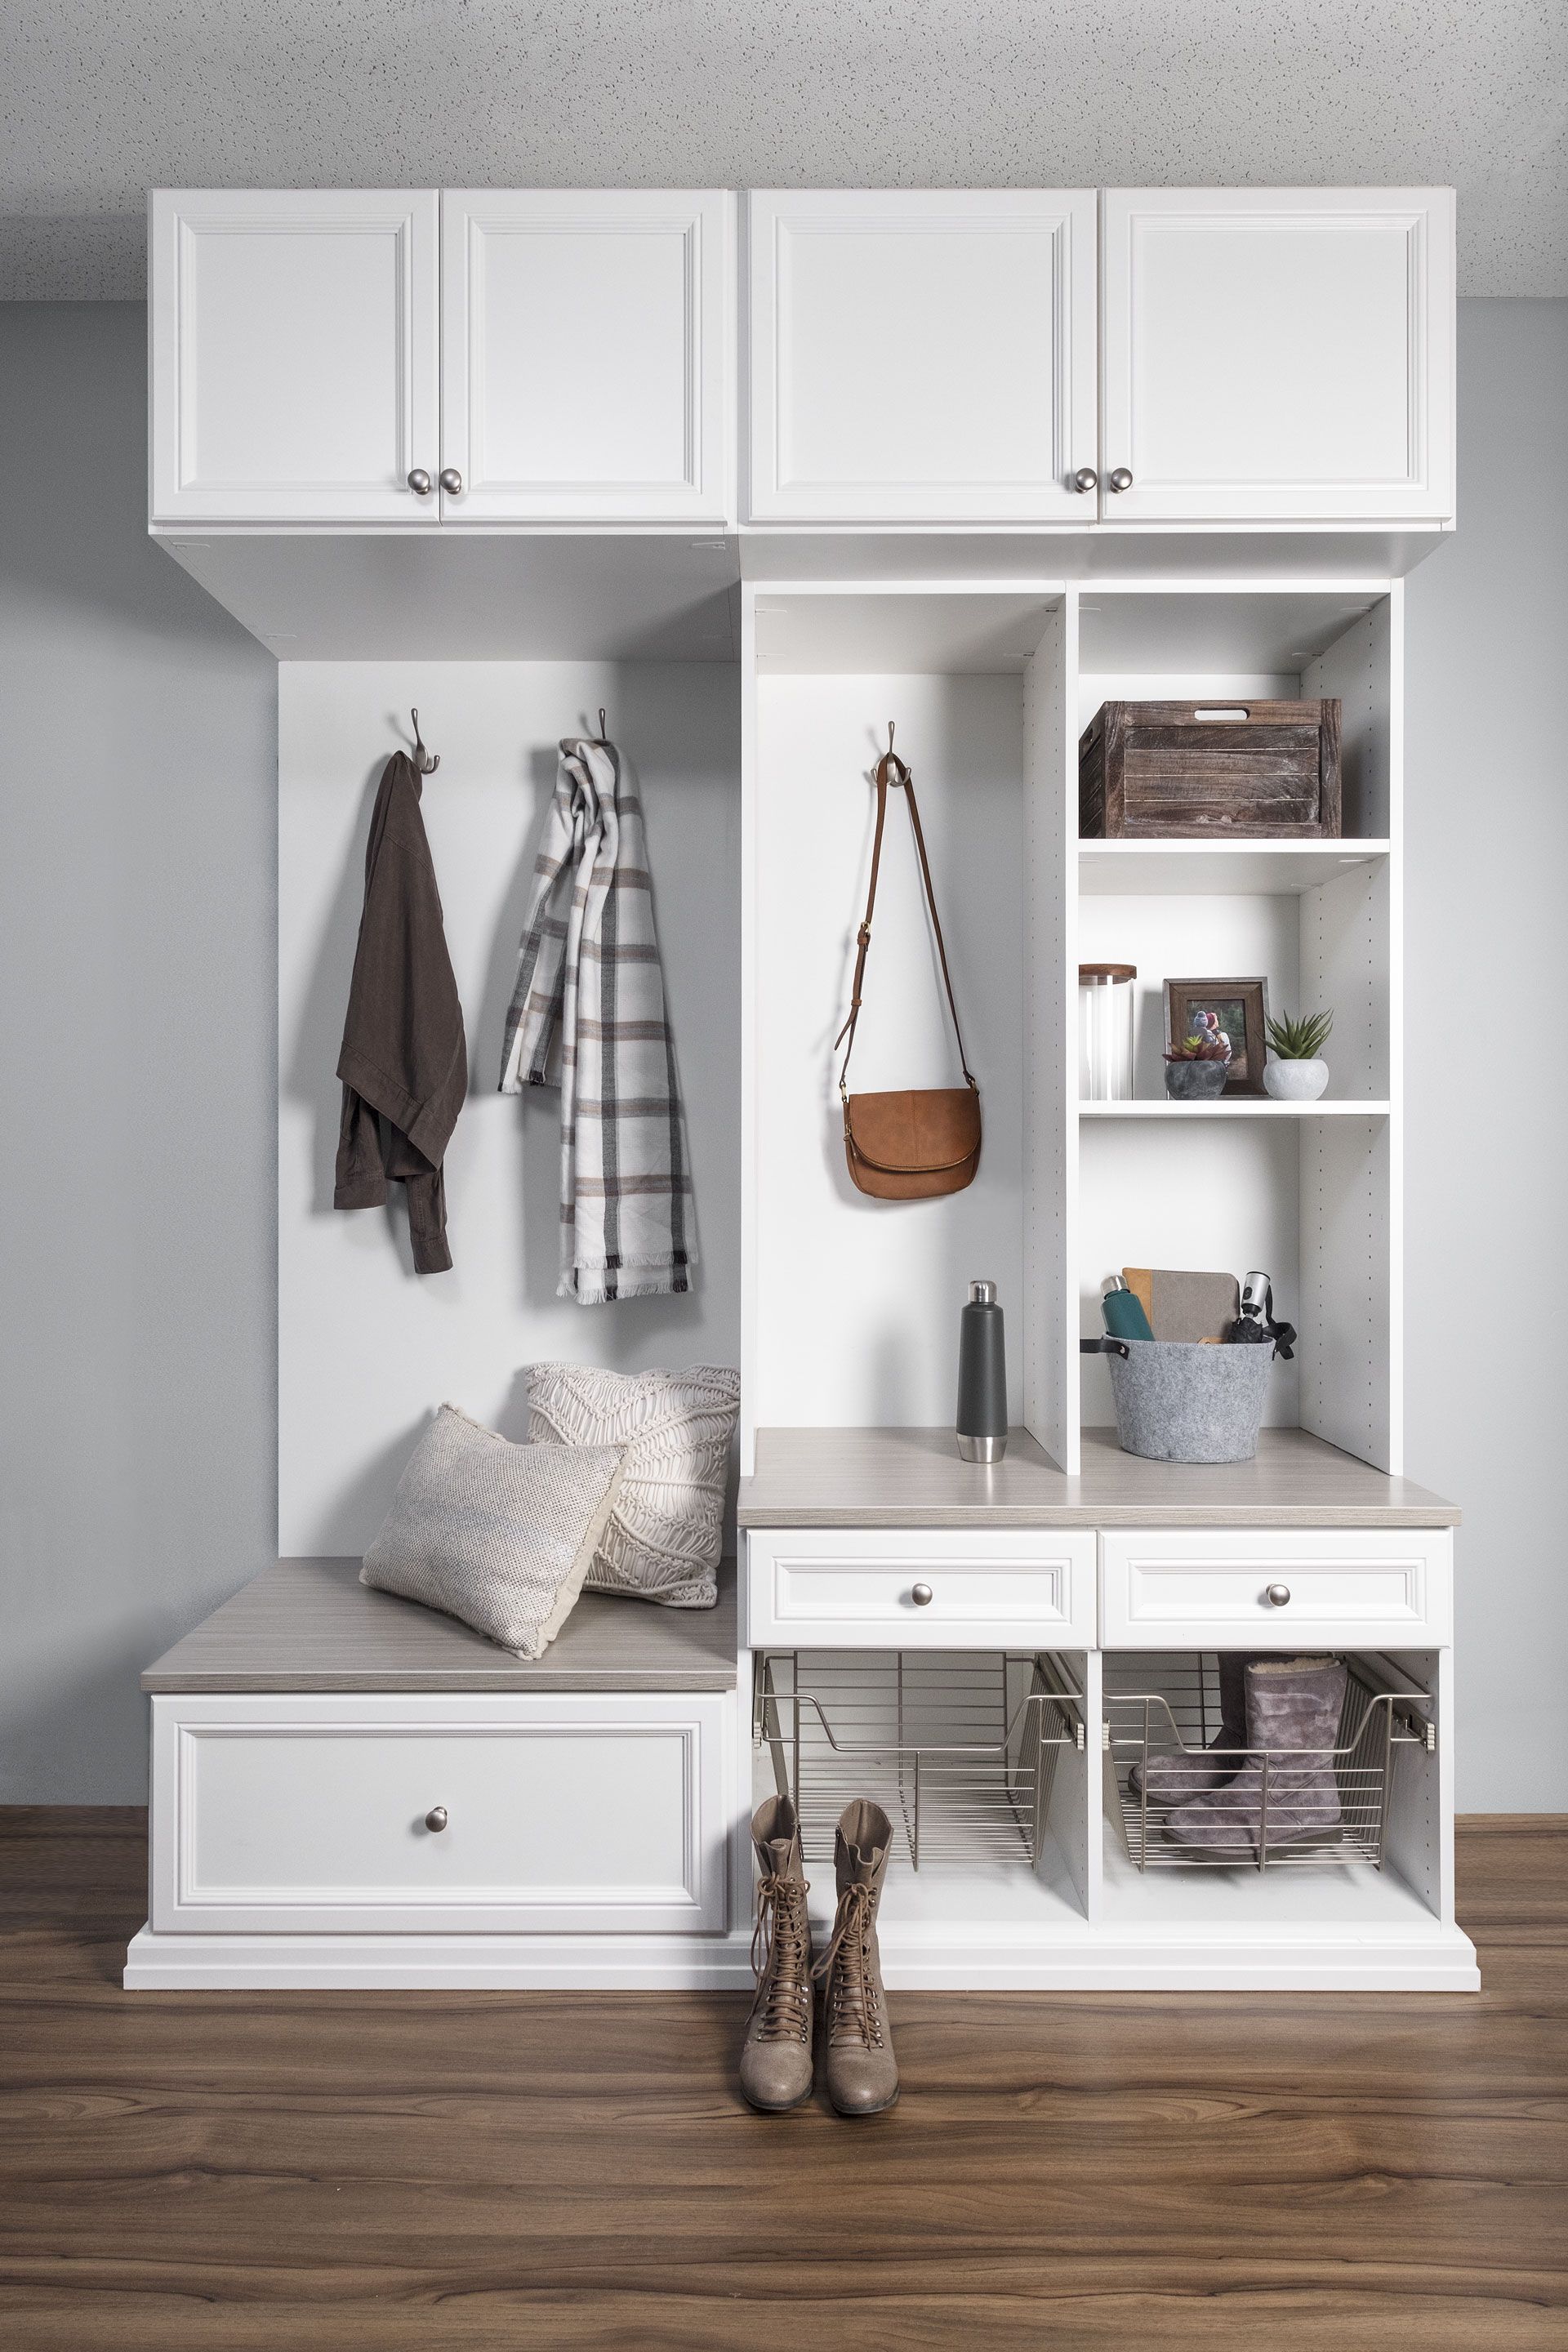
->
[835,746,976,1100]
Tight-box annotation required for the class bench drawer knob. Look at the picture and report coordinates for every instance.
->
[1265,1583,1291,1608]
[911,1582,933,1606]
[425,1806,448,1833]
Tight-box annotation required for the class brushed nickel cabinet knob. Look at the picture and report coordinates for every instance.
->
[1107,467,1134,492]
[1265,1583,1291,1608]
[439,467,463,496]
[911,1582,933,1606]
[425,1806,448,1832]
[407,469,433,496]
[1072,466,1098,492]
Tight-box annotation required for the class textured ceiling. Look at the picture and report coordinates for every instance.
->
[2,0,1565,297]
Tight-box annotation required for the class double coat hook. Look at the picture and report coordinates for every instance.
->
[408,708,439,774]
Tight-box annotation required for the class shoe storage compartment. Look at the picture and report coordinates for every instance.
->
[1103,1650,1434,1873]
[755,1648,1085,1874]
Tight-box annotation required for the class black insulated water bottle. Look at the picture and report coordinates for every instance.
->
[956,1279,1008,1463]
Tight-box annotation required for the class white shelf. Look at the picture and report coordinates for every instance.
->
[1077,839,1391,896]
[1078,1098,1392,1119]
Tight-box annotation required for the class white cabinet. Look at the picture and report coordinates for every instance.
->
[150,188,733,529]
[149,1691,729,1935]
[1099,187,1455,524]
[149,189,441,526]
[746,189,1098,523]
[440,190,733,523]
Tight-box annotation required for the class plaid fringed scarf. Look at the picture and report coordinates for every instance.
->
[498,736,696,1303]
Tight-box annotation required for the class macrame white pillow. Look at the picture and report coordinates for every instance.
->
[361,1405,625,1658]
[525,1363,740,1610]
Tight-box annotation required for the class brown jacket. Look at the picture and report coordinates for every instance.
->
[334,753,467,1273]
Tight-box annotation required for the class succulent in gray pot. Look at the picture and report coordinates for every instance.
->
[1263,1007,1333,1102]
[1163,1018,1232,1101]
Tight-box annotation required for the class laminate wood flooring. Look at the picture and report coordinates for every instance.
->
[1,1810,1562,2351]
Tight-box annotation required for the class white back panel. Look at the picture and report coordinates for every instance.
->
[752,670,1025,1428]
[278,662,739,1552]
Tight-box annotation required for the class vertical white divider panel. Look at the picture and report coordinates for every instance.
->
[1023,596,1077,1470]
[1300,586,1401,1472]
[740,587,760,1475]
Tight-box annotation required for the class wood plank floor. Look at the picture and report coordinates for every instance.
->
[1,1811,1564,2351]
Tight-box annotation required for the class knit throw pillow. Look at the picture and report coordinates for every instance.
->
[361,1405,625,1658]
[525,1364,740,1610]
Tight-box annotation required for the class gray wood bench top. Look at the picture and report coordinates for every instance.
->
[738,1426,1459,1530]
[142,1558,738,1693]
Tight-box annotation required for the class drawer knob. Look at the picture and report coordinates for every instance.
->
[425,1806,448,1833]
[1265,1583,1292,1608]
[911,1582,933,1606]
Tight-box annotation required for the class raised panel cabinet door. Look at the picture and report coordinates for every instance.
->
[149,190,441,525]
[440,190,734,523]
[746,189,1098,523]
[1100,188,1455,524]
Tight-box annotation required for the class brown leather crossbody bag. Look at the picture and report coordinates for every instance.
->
[835,742,981,1200]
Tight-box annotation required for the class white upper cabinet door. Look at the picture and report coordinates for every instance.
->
[440,190,734,523]
[746,189,1098,523]
[149,189,441,525]
[1100,188,1456,524]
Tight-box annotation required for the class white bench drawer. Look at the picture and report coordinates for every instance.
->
[1099,1528,1452,1648]
[150,1692,729,1935]
[745,1527,1096,1646]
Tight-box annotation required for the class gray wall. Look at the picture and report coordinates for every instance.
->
[1404,297,1568,1810]
[1,296,1565,1806]
[0,304,276,1800]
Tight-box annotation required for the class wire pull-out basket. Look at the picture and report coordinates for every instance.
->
[755,1650,1085,1871]
[1104,1653,1435,1872]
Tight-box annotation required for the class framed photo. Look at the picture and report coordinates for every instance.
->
[1164,978,1271,1096]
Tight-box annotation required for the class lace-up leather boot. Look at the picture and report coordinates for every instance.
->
[816,1799,898,2116]
[738,1796,814,2111]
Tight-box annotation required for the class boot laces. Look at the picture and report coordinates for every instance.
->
[813,1882,883,2048]
[749,1874,812,2042]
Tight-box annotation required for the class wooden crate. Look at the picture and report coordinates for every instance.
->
[1080,699,1343,838]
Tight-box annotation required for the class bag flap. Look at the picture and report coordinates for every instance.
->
[844,1086,980,1175]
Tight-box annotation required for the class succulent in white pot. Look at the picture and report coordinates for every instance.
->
[1263,1008,1333,1101]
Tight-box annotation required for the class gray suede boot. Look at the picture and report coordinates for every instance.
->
[1129,1651,1262,1803]
[815,1799,898,2117]
[738,1796,814,2112]
[1165,1656,1348,1859]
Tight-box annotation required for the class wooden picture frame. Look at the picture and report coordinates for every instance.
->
[1164,977,1271,1096]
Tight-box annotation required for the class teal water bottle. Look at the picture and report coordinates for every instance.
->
[1102,1276,1154,1344]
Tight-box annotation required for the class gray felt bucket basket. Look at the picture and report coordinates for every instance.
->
[1090,1335,1272,1464]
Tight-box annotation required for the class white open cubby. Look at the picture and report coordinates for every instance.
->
[742,579,1403,1476]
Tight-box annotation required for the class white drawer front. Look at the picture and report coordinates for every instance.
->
[746,1528,1096,1647]
[1099,1529,1452,1648]
[151,1693,729,1935]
